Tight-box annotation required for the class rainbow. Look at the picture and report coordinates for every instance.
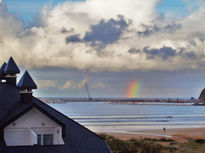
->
[125,80,141,98]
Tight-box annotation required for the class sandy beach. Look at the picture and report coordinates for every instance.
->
[99,127,205,142]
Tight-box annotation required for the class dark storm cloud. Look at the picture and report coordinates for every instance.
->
[137,23,181,37]
[137,24,160,37]
[143,46,176,60]
[61,28,69,33]
[128,48,140,54]
[164,23,181,32]
[62,27,74,34]
[83,15,129,47]
[179,48,197,59]
[137,28,153,37]
[185,52,197,59]
[143,46,197,60]
[65,34,82,44]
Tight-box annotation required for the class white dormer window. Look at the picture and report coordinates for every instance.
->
[4,108,64,146]
[37,134,53,145]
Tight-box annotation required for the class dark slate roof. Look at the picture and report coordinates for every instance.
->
[0,102,32,128]
[17,71,37,89]
[0,63,6,79]
[0,83,111,153]
[0,83,20,121]
[4,57,20,74]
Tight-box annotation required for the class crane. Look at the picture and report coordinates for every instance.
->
[85,83,92,101]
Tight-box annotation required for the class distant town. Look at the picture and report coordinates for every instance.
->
[39,97,199,104]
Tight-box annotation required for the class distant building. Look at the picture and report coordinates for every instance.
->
[199,88,205,104]
[0,57,111,153]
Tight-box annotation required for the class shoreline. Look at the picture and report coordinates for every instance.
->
[98,127,205,141]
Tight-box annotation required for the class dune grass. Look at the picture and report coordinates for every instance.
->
[99,134,177,153]
[99,134,205,153]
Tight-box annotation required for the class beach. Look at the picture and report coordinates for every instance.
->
[101,127,205,142]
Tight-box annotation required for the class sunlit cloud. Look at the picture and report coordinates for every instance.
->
[0,0,205,72]
[60,81,72,90]
[60,78,88,90]
[37,80,57,89]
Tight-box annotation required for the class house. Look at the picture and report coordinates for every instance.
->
[0,57,112,153]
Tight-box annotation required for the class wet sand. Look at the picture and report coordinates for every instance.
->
[99,127,205,142]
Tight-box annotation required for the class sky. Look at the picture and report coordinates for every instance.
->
[0,0,205,98]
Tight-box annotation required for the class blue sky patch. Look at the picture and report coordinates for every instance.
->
[4,0,194,24]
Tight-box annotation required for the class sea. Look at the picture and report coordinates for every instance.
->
[49,102,205,133]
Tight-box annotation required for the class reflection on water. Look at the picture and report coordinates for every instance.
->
[49,102,205,133]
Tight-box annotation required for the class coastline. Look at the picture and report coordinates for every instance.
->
[40,97,197,104]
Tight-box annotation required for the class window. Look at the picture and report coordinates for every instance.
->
[43,134,53,145]
[37,134,53,145]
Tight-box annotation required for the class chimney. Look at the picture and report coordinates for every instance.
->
[4,57,20,86]
[17,71,37,103]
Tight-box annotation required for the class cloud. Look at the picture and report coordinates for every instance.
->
[56,0,159,26]
[128,48,140,54]
[137,23,181,37]
[61,27,69,33]
[0,3,24,37]
[164,23,181,32]
[143,46,176,60]
[137,24,159,37]
[184,52,197,59]
[60,78,88,90]
[65,15,129,47]
[83,15,129,47]
[37,80,57,89]
[60,81,72,90]
[0,1,205,72]
[66,34,82,43]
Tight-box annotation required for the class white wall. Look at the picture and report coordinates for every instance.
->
[4,108,64,146]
